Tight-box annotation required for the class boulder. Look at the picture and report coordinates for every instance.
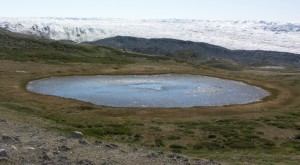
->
[0,149,8,157]
[71,131,83,139]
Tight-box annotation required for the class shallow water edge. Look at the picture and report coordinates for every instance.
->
[27,74,269,108]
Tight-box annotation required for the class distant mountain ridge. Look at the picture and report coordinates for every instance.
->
[1,17,300,54]
[87,36,300,68]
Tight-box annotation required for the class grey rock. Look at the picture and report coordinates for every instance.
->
[58,138,67,143]
[0,157,10,163]
[146,153,158,159]
[94,140,102,145]
[194,159,221,165]
[59,145,70,152]
[58,155,69,163]
[168,154,176,158]
[25,147,35,150]
[76,159,95,165]
[53,151,60,155]
[167,154,189,162]
[158,151,164,155]
[100,159,119,165]
[0,149,8,157]
[79,139,88,145]
[27,140,43,146]
[183,158,189,162]
[41,151,50,161]
[105,144,118,149]
[71,131,84,139]
[11,145,17,151]
[1,136,21,143]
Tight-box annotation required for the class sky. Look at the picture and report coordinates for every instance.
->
[0,0,299,22]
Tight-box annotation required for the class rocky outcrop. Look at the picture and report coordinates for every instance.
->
[0,118,221,165]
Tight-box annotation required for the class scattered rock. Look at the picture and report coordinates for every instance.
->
[41,151,51,161]
[59,145,70,152]
[168,154,176,158]
[58,155,69,163]
[38,147,48,152]
[0,117,219,164]
[1,136,13,141]
[58,138,67,143]
[53,151,60,155]
[76,159,95,165]
[100,159,119,165]
[27,140,41,146]
[11,145,17,151]
[0,157,10,163]
[71,131,84,139]
[168,154,189,162]
[94,140,102,145]
[0,149,8,157]
[1,136,21,143]
[105,144,118,149]
[158,151,164,155]
[182,157,189,162]
[194,159,220,165]
[147,153,158,159]
[79,139,88,145]
[24,147,35,150]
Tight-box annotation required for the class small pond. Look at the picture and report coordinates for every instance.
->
[27,74,268,108]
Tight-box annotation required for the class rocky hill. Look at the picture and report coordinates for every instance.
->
[87,36,300,68]
[0,27,87,52]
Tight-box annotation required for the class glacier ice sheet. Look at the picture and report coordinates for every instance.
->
[0,17,300,54]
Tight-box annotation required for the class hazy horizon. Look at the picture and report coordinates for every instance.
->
[1,17,299,23]
[1,0,299,22]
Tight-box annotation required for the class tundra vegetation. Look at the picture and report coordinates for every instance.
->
[0,28,299,164]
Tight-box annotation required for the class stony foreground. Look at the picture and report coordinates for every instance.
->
[0,118,220,165]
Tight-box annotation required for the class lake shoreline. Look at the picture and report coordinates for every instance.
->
[27,74,269,108]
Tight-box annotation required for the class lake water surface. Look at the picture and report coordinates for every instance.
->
[27,74,268,108]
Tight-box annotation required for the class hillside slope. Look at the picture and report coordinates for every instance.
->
[1,27,300,165]
[87,36,300,68]
[0,28,144,65]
